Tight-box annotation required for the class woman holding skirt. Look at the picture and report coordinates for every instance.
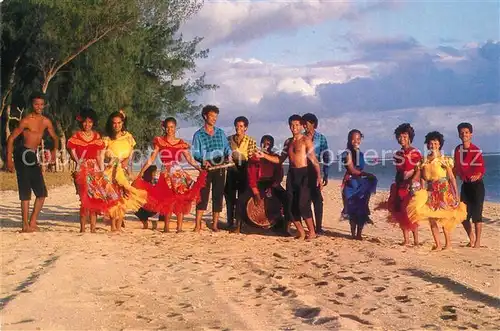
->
[341,129,377,240]
[138,117,206,232]
[386,123,422,246]
[407,131,467,250]
[102,110,147,232]
[68,108,122,233]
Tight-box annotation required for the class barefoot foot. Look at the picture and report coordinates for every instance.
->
[295,232,306,240]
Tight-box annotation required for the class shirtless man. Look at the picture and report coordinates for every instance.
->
[256,114,321,240]
[6,94,59,232]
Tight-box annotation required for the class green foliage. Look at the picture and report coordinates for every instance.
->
[1,0,215,152]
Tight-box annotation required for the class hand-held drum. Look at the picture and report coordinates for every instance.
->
[244,191,282,229]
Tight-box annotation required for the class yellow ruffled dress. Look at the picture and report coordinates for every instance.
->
[407,155,467,230]
[102,132,147,220]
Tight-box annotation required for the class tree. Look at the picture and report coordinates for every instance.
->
[1,0,215,169]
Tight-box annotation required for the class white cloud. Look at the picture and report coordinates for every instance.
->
[180,0,395,48]
[194,56,373,118]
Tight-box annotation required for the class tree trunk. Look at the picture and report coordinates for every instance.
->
[5,105,12,141]
[56,120,67,172]
[2,105,13,170]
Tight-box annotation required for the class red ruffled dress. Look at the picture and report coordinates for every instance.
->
[151,137,207,216]
[387,147,422,231]
[132,177,160,213]
[67,132,122,215]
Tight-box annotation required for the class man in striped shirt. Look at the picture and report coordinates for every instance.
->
[225,116,257,229]
[192,105,232,232]
[303,113,331,234]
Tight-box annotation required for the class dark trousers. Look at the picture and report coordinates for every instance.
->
[14,146,48,201]
[460,180,485,223]
[286,167,313,221]
[197,168,226,213]
[224,164,248,226]
[307,163,323,231]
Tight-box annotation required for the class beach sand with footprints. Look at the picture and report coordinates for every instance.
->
[1,180,499,330]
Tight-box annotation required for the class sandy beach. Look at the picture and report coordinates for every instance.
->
[1,180,499,330]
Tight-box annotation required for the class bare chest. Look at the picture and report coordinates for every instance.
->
[288,140,306,157]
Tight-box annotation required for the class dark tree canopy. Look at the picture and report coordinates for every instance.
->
[1,0,215,156]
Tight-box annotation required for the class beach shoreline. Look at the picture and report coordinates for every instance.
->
[1,180,499,330]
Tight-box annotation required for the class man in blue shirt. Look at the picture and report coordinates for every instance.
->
[192,105,232,232]
[303,113,331,234]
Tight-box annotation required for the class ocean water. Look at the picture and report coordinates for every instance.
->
[134,154,500,203]
[327,154,500,202]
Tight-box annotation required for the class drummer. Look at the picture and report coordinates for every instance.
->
[192,105,232,232]
[232,135,289,235]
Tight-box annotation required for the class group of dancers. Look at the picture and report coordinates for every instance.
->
[379,123,485,249]
[6,94,486,249]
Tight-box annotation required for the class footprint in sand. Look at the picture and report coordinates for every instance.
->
[311,262,328,269]
[314,281,328,287]
[271,285,297,298]
[167,313,181,318]
[136,315,153,323]
[442,305,457,314]
[255,285,266,293]
[297,273,315,280]
[440,314,458,321]
[115,300,125,306]
[379,258,397,266]
[362,307,377,315]
[311,316,339,325]
[395,295,411,303]
[328,298,342,305]
[293,307,321,319]
[181,286,194,293]
[340,276,358,282]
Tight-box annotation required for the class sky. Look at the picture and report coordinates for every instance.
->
[177,0,500,153]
